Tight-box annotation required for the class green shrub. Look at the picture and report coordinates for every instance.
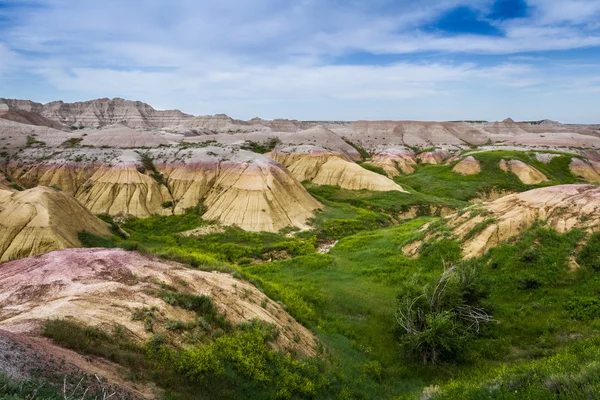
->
[395,264,493,364]
[358,163,388,176]
[61,137,83,148]
[516,275,542,290]
[566,297,600,321]
[240,138,281,154]
[158,290,217,318]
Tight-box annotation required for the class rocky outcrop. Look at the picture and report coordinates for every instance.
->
[569,158,600,182]
[369,147,417,176]
[0,110,66,130]
[499,159,549,184]
[0,248,316,356]
[417,150,452,164]
[452,156,481,175]
[449,185,600,258]
[0,187,111,261]
[0,98,193,128]
[269,146,407,192]
[8,148,322,232]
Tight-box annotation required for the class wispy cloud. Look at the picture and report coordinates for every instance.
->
[0,0,599,122]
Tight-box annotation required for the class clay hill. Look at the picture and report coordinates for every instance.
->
[0,248,315,355]
[2,96,600,247]
[449,185,600,258]
[0,187,111,261]
[5,147,322,232]
[0,248,316,396]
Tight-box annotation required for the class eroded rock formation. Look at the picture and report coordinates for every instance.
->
[0,248,316,356]
[0,187,111,261]
[450,185,600,258]
[268,146,406,192]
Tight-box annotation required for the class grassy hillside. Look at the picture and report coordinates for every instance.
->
[62,150,600,398]
[396,150,584,201]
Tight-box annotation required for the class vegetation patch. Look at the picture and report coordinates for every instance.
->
[240,138,281,154]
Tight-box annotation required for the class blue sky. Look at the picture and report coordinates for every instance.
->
[0,0,600,122]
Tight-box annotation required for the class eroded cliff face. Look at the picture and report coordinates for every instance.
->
[449,185,600,258]
[6,148,321,232]
[0,187,111,261]
[268,146,407,192]
[0,98,193,128]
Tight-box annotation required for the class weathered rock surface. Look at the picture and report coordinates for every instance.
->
[0,248,316,356]
[7,148,322,232]
[498,159,549,184]
[449,185,600,258]
[269,146,407,192]
[0,98,193,128]
[417,150,453,164]
[0,187,111,261]
[452,156,481,175]
[569,158,600,182]
[369,147,417,176]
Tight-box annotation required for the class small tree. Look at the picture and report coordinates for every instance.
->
[395,263,494,364]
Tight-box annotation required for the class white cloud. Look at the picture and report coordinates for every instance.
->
[0,0,599,122]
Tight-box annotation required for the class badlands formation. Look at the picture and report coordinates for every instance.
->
[450,185,600,258]
[1,97,600,259]
[0,187,110,261]
[0,248,315,356]
[2,97,600,398]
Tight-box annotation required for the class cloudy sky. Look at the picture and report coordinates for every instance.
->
[1,0,600,122]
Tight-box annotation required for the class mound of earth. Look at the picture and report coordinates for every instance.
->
[499,159,549,184]
[452,156,481,175]
[369,147,417,176]
[569,158,600,182]
[450,185,600,258]
[0,187,111,261]
[0,248,317,356]
[417,150,452,164]
[8,147,321,232]
[269,146,406,192]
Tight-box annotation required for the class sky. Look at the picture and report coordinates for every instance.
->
[0,0,600,122]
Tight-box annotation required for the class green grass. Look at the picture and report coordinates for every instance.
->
[240,138,281,154]
[358,162,388,176]
[306,183,465,217]
[67,160,600,399]
[44,318,343,400]
[395,150,583,201]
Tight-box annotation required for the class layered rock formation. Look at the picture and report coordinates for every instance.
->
[0,248,316,356]
[499,159,549,184]
[452,156,481,175]
[569,158,600,182]
[268,146,406,192]
[450,185,600,258]
[0,187,111,261]
[0,98,193,128]
[369,147,417,176]
[417,150,453,164]
[7,148,322,232]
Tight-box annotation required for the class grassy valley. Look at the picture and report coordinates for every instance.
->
[70,150,600,398]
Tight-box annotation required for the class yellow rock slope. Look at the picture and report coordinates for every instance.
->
[450,185,600,258]
[0,187,111,261]
[269,146,407,192]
